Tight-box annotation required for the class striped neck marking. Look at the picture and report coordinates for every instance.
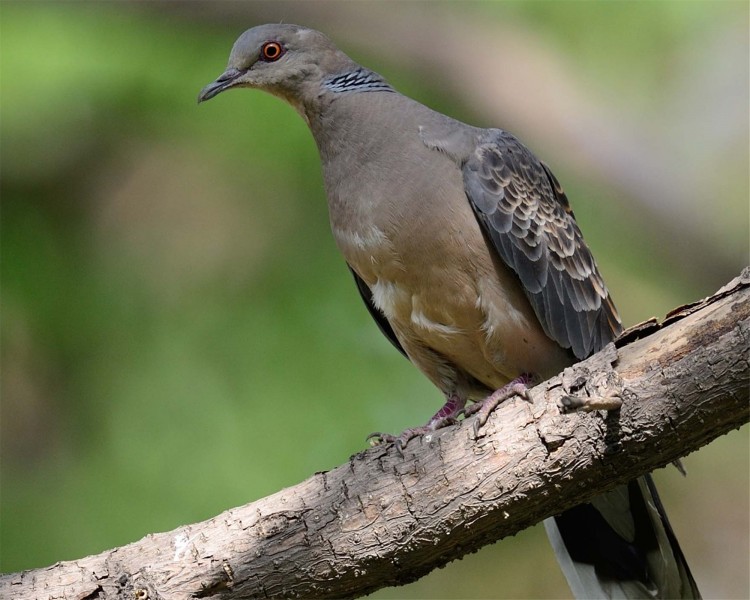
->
[324,68,394,93]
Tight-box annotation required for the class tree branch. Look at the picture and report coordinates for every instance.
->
[3,270,748,600]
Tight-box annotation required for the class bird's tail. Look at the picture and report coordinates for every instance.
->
[544,475,701,599]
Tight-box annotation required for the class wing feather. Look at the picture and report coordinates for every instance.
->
[348,265,409,359]
[463,129,622,359]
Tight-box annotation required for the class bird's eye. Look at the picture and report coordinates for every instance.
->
[260,41,284,62]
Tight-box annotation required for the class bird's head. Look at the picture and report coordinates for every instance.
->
[198,24,355,108]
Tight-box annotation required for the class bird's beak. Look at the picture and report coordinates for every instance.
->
[197,68,245,103]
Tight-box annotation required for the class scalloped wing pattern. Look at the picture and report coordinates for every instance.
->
[463,129,622,359]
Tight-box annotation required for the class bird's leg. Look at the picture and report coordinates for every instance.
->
[462,373,534,436]
[367,394,466,455]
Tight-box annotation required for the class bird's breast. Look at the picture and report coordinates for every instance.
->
[333,206,571,390]
[322,111,570,389]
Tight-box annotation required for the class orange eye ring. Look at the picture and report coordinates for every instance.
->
[261,41,284,62]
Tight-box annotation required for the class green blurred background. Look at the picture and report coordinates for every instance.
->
[1,1,748,598]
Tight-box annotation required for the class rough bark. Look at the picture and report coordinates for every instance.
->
[3,270,748,600]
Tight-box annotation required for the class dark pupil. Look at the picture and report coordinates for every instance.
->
[266,44,279,58]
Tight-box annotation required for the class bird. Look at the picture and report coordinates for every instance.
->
[198,23,701,599]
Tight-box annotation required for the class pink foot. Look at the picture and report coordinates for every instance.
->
[462,374,533,436]
[367,394,466,455]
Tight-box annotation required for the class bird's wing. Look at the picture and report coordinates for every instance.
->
[348,265,409,359]
[463,131,700,598]
[463,129,622,359]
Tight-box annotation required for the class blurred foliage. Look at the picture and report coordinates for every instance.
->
[1,2,747,598]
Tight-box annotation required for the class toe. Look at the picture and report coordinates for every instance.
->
[366,432,396,446]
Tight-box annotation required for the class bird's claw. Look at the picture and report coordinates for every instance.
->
[464,375,533,437]
[367,431,397,446]
[367,423,449,455]
[367,376,533,452]
[366,394,466,454]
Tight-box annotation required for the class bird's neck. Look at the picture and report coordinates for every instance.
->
[321,68,394,94]
[304,84,420,163]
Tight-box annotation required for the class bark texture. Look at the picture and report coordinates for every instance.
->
[3,270,748,600]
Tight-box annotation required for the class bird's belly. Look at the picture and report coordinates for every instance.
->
[333,220,570,395]
[393,291,511,393]
[365,267,569,395]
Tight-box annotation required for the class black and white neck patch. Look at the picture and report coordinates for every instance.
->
[323,68,394,93]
